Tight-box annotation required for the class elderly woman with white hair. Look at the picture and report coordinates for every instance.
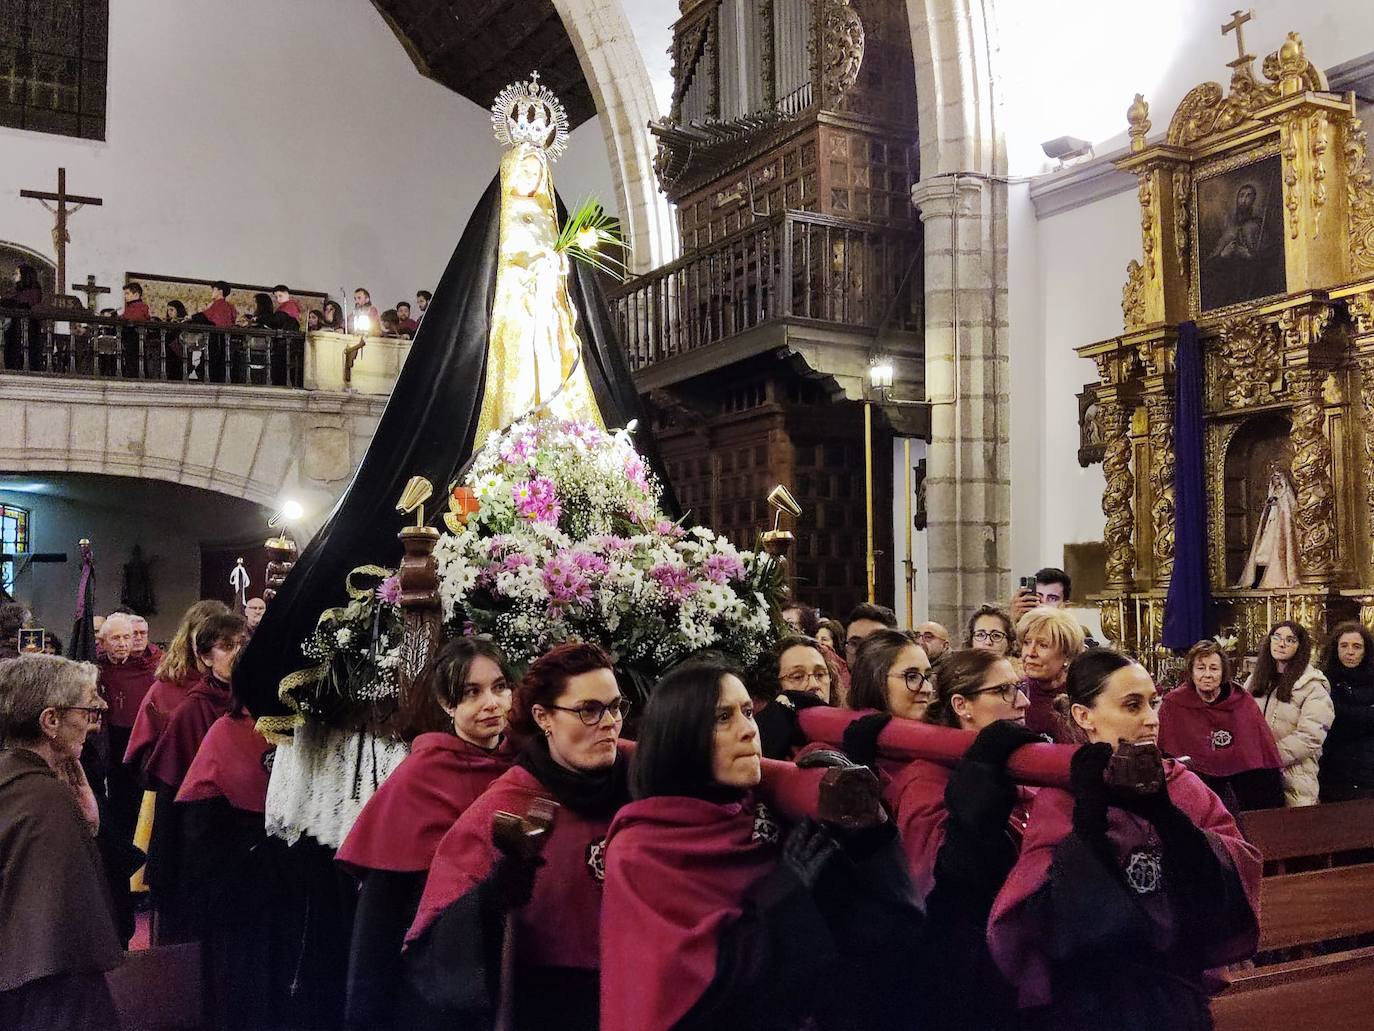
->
[1015,606,1087,742]
[0,654,123,1031]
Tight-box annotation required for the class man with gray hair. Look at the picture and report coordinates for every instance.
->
[95,612,157,861]
[0,655,122,1029]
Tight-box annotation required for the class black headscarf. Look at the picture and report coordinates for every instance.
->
[238,176,676,719]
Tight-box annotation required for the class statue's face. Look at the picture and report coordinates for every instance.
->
[511,153,544,197]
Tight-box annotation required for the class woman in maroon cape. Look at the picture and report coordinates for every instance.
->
[1014,607,1086,742]
[142,610,247,944]
[124,600,230,777]
[834,628,934,779]
[337,637,516,1030]
[1158,640,1284,812]
[173,701,298,1031]
[988,649,1262,1031]
[889,649,1039,1031]
[404,642,631,1031]
[751,634,841,760]
[601,657,923,1031]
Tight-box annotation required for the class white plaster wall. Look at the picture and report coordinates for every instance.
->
[890,437,928,628]
[1,478,270,643]
[0,0,617,311]
[1005,1,1374,574]
[619,0,677,116]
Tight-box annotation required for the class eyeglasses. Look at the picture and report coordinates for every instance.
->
[53,705,106,721]
[971,629,1007,644]
[962,682,1025,704]
[1271,633,1299,645]
[916,632,947,644]
[890,668,932,692]
[780,670,829,688]
[546,698,632,726]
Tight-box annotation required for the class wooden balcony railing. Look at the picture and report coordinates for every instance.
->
[609,211,920,371]
[0,306,305,387]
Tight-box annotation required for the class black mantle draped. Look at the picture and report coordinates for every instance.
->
[238,176,676,719]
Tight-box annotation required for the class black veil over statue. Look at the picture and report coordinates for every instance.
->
[238,176,677,719]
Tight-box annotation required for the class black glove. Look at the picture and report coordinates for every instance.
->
[490,853,544,912]
[781,818,841,890]
[755,691,828,760]
[1069,742,1113,840]
[962,719,1043,769]
[841,712,892,770]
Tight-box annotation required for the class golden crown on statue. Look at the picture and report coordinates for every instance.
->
[491,70,570,160]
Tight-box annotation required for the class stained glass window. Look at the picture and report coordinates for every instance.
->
[0,1,108,141]
[1,504,30,598]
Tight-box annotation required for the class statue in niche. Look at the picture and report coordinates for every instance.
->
[1235,464,1300,589]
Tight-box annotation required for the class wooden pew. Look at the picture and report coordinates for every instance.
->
[1213,800,1374,1031]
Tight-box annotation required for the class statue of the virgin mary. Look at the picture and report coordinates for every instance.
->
[237,72,674,725]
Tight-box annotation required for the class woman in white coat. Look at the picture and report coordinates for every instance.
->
[1245,620,1334,806]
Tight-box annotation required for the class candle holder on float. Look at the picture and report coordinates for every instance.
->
[263,499,304,601]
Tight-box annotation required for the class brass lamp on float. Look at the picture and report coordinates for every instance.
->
[761,484,802,559]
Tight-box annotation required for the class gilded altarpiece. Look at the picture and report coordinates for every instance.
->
[1078,30,1374,673]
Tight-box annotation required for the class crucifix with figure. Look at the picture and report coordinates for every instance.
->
[19,167,103,306]
[71,274,110,313]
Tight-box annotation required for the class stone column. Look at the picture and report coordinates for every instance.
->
[911,172,1010,630]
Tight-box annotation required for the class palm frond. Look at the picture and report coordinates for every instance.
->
[555,197,631,280]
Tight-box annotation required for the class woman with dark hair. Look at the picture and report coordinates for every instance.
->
[965,605,1019,661]
[2,263,44,371]
[988,648,1262,1031]
[815,618,844,653]
[1318,620,1374,801]
[780,602,820,637]
[1244,620,1332,806]
[602,658,922,1031]
[838,628,935,774]
[321,300,346,332]
[142,610,248,943]
[879,648,1036,1031]
[337,637,515,1029]
[404,642,630,1031]
[1157,640,1284,812]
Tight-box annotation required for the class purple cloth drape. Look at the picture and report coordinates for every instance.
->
[1163,321,1210,648]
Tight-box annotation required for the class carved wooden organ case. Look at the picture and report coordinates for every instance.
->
[1077,32,1374,664]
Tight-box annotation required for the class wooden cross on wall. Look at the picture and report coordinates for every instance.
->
[19,167,103,305]
[71,274,110,313]
[1222,9,1255,70]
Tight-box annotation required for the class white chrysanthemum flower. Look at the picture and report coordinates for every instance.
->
[335,628,353,647]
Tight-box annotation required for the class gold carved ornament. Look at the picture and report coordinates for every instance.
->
[1346,116,1374,274]
[1357,350,1374,543]
[1138,176,1157,279]
[1146,395,1176,581]
[1172,168,1190,277]
[1288,366,1336,579]
[1121,259,1146,330]
[1215,315,1281,407]
[1100,401,1136,587]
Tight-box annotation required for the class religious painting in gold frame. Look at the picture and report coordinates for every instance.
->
[1190,139,1288,318]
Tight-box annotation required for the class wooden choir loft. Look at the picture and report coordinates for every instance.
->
[611,0,929,616]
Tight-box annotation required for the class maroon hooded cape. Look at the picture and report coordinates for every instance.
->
[1158,684,1283,778]
[337,733,512,875]
[144,675,232,792]
[405,763,610,970]
[123,675,197,777]
[600,796,778,1031]
[885,758,1033,903]
[175,712,273,813]
[987,761,1262,1009]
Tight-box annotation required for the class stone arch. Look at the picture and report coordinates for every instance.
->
[0,240,57,299]
[551,0,680,272]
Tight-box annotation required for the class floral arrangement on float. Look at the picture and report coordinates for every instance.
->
[283,417,784,721]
